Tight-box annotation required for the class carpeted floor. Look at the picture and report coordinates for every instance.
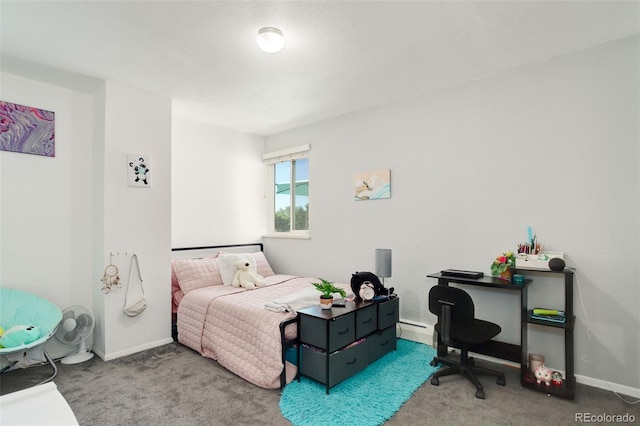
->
[280,340,438,426]
[1,340,638,425]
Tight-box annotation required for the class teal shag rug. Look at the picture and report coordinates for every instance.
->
[279,339,438,426]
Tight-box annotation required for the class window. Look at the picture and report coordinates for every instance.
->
[264,145,310,238]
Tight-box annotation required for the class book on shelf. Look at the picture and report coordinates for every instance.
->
[528,309,566,323]
[532,308,564,316]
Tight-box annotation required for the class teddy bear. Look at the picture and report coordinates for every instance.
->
[534,364,552,386]
[232,260,266,289]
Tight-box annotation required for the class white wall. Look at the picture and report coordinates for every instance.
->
[0,73,173,361]
[262,36,639,392]
[0,72,95,358]
[96,81,173,359]
[171,115,266,248]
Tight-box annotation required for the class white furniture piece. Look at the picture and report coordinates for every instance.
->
[0,382,79,426]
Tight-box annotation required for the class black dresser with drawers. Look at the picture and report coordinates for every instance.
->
[298,297,399,393]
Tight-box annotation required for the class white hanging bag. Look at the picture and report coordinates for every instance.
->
[123,254,147,317]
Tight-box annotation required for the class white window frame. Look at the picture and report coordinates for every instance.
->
[263,144,310,239]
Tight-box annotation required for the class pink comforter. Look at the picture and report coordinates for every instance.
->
[177,275,349,389]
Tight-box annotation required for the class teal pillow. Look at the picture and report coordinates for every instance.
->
[0,325,41,348]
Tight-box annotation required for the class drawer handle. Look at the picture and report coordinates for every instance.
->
[338,328,350,335]
[386,311,396,316]
[362,318,372,324]
[380,340,389,346]
[346,358,357,365]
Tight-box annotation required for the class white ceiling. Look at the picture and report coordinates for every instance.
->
[1,1,638,136]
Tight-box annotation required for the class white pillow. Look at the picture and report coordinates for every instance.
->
[218,253,257,286]
[174,256,223,294]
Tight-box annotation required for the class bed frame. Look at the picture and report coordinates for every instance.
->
[171,242,299,388]
[172,242,264,253]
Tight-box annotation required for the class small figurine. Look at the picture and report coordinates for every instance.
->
[534,364,552,386]
[551,370,563,386]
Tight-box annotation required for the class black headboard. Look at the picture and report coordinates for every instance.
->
[171,242,263,253]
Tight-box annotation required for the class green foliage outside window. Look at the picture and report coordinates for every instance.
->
[275,205,309,232]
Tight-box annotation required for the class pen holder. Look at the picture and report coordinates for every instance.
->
[513,274,525,285]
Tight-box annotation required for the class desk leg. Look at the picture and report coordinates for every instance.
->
[566,327,575,393]
[436,278,450,357]
[520,288,528,375]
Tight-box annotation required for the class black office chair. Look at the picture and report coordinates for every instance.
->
[428,285,506,399]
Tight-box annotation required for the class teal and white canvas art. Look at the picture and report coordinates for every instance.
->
[354,169,391,200]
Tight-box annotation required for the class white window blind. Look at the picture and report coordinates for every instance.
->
[263,144,310,165]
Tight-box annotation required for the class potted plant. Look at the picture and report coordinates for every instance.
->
[312,278,346,309]
[491,251,516,281]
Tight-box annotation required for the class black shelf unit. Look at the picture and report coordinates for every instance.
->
[517,267,575,400]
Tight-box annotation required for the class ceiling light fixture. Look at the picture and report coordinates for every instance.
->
[257,27,284,53]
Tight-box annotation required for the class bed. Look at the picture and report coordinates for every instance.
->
[171,243,351,389]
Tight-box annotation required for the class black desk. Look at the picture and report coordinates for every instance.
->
[428,271,576,399]
[427,272,532,364]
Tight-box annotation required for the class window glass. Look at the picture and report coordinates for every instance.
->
[274,161,292,232]
[293,158,309,231]
[273,159,309,232]
[264,145,310,237]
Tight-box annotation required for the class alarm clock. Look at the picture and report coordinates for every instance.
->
[359,281,376,301]
[351,271,389,301]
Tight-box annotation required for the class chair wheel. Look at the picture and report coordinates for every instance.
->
[475,389,485,399]
[431,376,440,386]
[430,359,438,367]
[497,376,506,386]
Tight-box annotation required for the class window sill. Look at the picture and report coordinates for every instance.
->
[263,233,310,240]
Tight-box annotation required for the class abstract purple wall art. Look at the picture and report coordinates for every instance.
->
[0,100,55,157]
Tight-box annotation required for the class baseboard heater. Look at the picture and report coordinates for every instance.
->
[399,319,427,328]
[397,319,433,346]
